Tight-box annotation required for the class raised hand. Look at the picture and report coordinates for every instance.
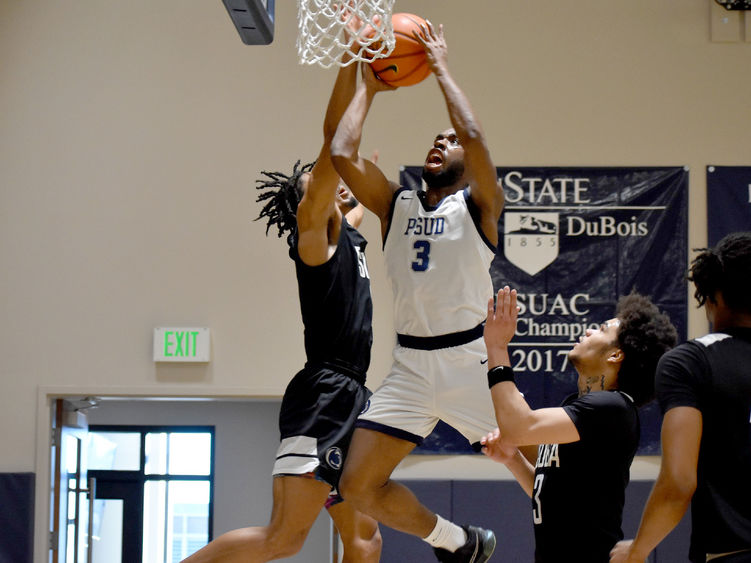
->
[339,2,376,59]
[481,428,518,465]
[411,20,448,74]
[484,286,519,351]
[360,61,397,93]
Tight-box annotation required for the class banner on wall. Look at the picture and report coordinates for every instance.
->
[399,166,689,455]
[707,166,751,246]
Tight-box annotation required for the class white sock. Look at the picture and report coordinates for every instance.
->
[423,514,467,552]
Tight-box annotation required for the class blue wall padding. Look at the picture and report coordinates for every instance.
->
[0,472,35,563]
[378,479,690,562]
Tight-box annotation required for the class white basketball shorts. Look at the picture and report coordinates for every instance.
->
[356,337,497,446]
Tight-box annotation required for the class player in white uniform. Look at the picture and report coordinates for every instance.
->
[331,21,503,563]
[366,187,497,442]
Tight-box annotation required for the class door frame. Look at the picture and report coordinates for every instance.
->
[34,385,271,563]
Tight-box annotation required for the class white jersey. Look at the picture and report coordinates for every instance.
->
[383,187,496,337]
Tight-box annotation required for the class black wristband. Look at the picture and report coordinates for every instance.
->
[487,365,515,388]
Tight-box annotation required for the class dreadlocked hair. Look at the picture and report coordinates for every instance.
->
[254,160,315,242]
[689,232,751,314]
[615,293,678,407]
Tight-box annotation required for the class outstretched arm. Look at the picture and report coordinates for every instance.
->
[343,149,379,229]
[296,51,359,266]
[414,21,503,244]
[484,287,580,446]
[609,407,701,562]
[331,64,399,238]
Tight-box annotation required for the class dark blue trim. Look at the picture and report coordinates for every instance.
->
[464,188,497,253]
[417,189,438,212]
[355,419,424,445]
[382,187,412,249]
[275,453,319,460]
[397,323,484,351]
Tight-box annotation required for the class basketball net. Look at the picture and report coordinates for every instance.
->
[297,0,395,68]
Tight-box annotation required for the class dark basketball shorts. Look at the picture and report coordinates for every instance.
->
[272,363,370,490]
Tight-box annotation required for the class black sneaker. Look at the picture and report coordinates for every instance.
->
[433,525,496,562]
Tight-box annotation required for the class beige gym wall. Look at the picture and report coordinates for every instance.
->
[1,0,749,493]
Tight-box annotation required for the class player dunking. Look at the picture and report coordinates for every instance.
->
[181,53,380,563]
[331,20,502,563]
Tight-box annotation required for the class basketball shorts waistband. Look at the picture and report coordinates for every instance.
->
[397,323,484,350]
[304,360,366,385]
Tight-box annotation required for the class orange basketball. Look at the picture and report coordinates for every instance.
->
[369,13,432,88]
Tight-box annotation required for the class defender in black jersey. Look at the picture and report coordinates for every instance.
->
[481,287,676,562]
[182,48,381,563]
[612,232,751,563]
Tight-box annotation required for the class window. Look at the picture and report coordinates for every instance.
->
[87,426,214,563]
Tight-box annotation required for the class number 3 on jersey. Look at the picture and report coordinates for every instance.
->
[411,240,431,272]
[533,473,544,524]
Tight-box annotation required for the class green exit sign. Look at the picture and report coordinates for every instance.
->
[153,327,210,362]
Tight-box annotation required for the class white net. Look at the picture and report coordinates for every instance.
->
[297,0,396,68]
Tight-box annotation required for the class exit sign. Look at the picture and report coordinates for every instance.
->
[153,328,211,362]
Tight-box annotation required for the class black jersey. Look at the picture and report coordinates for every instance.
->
[290,217,372,376]
[656,328,751,562]
[532,391,639,562]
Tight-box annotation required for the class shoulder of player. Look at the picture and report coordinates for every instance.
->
[466,177,504,214]
[692,332,733,348]
[563,392,636,442]
[391,185,416,201]
[656,339,711,376]
[572,390,635,410]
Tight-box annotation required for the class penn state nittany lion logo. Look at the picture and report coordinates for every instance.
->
[504,212,560,276]
[325,447,343,470]
[360,398,371,415]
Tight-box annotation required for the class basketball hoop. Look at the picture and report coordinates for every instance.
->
[297,0,396,68]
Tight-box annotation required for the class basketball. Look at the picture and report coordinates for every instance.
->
[369,13,432,88]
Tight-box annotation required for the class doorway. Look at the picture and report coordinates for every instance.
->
[41,396,333,563]
[87,426,214,563]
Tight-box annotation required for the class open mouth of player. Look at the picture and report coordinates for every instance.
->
[426,149,443,166]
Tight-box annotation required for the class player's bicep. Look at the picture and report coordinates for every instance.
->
[513,407,580,446]
[659,406,702,489]
[302,148,340,215]
[465,141,503,216]
[296,175,335,266]
[332,153,395,220]
[295,224,332,267]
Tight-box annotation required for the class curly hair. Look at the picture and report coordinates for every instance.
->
[688,232,751,314]
[254,160,315,241]
[615,293,678,407]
